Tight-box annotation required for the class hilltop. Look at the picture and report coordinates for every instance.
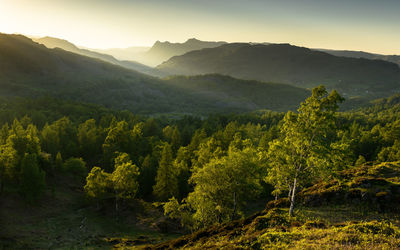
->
[134,38,226,66]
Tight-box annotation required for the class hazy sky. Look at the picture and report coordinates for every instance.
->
[1,0,399,54]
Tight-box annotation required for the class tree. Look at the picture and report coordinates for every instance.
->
[153,143,179,201]
[102,121,130,170]
[138,154,158,198]
[55,152,63,171]
[267,86,346,216]
[19,153,46,203]
[41,117,77,158]
[77,119,103,160]
[63,157,87,180]
[0,144,17,194]
[187,142,264,227]
[84,166,112,206]
[111,153,140,211]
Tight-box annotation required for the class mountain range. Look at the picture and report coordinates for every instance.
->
[88,38,226,67]
[157,43,400,99]
[33,36,164,77]
[0,33,309,114]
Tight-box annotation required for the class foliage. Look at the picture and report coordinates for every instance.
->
[267,86,348,216]
[19,153,46,202]
[63,157,87,179]
[153,143,179,201]
[187,141,265,227]
[84,166,112,200]
[112,153,140,199]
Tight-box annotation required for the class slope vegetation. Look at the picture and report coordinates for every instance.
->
[147,162,400,249]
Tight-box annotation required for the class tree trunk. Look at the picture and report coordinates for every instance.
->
[115,191,119,218]
[231,191,237,220]
[288,184,292,199]
[289,178,297,217]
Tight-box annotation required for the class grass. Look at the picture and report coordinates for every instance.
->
[162,206,400,250]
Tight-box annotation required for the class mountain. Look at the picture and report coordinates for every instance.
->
[157,43,400,99]
[91,46,150,61]
[0,33,310,114]
[136,38,227,66]
[32,36,163,77]
[318,48,400,66]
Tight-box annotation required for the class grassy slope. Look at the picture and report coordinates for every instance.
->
[0,174,180,249]
[146,162,400,249]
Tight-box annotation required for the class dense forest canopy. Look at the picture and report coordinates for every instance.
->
[2,87,400,212]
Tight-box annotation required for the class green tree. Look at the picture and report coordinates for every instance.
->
[19,153,46,203]
[63,157,87,180]
[153,143,179,201]
[41,117,77,158]
[187,143,264,227]
[163,125,182,152]
[0,144,17,193]
[267,86,346,216]
[77,119,103,160]
[55,152,63,171]
[84,166,112,206]
[138,154,158,198]
[112,153,140,211]
[102,121,130,170]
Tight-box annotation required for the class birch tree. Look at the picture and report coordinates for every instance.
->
[267,86,346,216]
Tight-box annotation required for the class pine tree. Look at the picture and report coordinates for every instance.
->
[153,143,179,201]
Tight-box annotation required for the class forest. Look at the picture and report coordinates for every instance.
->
[2,86,400,248]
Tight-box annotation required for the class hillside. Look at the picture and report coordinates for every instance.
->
[33,36,163,77]
[147,162,400,249]
[0,33,310,114]
[319,48,400,66]
[164,74,310,112]
[137,38,227,66]
[157,43,400,99]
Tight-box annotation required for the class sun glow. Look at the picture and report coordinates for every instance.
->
[0,0,399,54]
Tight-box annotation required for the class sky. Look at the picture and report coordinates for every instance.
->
[0,0,399,54]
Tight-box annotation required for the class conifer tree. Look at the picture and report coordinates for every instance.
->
[153,143,179,201]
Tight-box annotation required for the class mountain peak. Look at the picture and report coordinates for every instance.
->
[185,38,201,43]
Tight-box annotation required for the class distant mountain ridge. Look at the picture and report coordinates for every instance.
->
[33,36,164,77]
[0,33,310,114]
[122,38,227,66]
[318,49,400,66]
[157,43,400,99]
